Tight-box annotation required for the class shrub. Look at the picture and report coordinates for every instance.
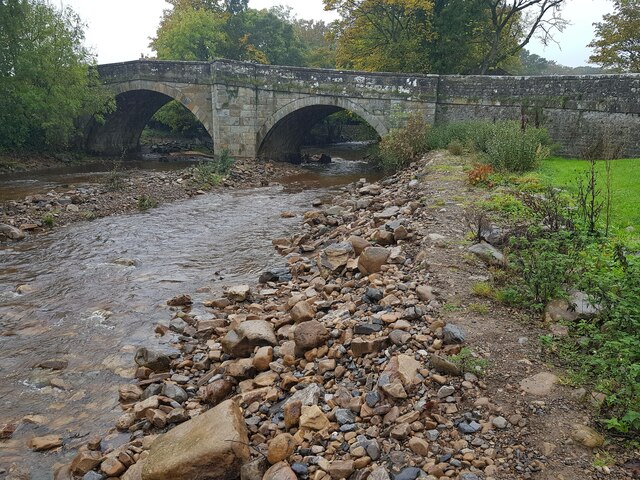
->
[485,122,551,172]
[374,113,430,171]
[448,140,464,156]
[467,163,494,186]
[426,121,495,153]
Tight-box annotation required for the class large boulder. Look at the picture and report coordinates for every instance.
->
[221,320,277,357]
[142,399,250,480]
[358,247,390,275]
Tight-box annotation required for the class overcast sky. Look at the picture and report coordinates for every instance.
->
[62,0,613,68]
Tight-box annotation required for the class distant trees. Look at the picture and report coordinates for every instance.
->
[323,0,569,74]
[0,0,113,151]
[589,0,640,72]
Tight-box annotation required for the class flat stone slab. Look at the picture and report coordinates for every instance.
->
[520,372,558,396]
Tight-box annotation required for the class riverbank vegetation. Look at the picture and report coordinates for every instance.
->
[375,118,640,435]
[0,0,113,152]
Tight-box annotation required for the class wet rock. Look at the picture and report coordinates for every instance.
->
[392,467,423,480]
[290,300,315,323]
[263,462,297,480]
[443,324,466,344]
[318,242,354,272]
[37,359,68,370]
[134,348,171,373]
[468,242,505,266]
[0,224,25,241]
[142,399,249,480]
[222,320,277,357]
[259,266,292,284]
[101,457,126,477]
[571,424,605,448]
[0,423,17,439]
[365,287,384,302]
[226,285,251,302]
[28,434,62,451]
[166,294,192,307]
[267,433,296,464]
[300,405,329,430]
[358,247,390,275]
[520,372,558,396]
[70,450,103,476]
[294,320,330,355]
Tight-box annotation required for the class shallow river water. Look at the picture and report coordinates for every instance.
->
[0,149,382,478]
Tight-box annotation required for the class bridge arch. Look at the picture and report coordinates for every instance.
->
[257,96,389,162]
[86,80,212,157]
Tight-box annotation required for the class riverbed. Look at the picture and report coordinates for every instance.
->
[0,148,382,477]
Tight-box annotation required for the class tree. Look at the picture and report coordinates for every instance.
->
[294,19,337,68]
[324,0,568,74]
[324,0,433,73]
[474,0,568,74]
[0,0,113,151]
[589,0,640,72]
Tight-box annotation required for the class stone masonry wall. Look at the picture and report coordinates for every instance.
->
[96,60,640,159]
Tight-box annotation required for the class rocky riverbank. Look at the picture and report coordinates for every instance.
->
[0,158,301,242]
[7,152,636,480]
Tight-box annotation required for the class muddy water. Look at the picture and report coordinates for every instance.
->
[0,149,382,478]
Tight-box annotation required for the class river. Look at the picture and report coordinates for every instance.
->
[0,146,382,478]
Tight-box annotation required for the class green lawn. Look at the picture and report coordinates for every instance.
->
[538,157,640,234]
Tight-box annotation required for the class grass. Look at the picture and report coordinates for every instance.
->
[538,157,640,234]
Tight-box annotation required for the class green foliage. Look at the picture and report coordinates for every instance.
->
[447,140,464,156]
[373,113,430,171]
[484,122,551,173]
[449,347,489,376]
[193,149,234,186]
[137,196,158,211]
[589,0,640,73]
[426,121,495,153]
[42,213,54,228]
[103,162,127,191]
[0,0,114,151]
[471,282,494,298]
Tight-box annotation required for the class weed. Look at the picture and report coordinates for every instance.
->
[442,302,460,313]
[471,282,494,298]
[592,451,615,468]
[193,149,234,186]
[467,163,494,186]
[468,303,490,315]
[137,196,158,211]
[449,347,489,376]
[42,214,54,228]
[104,161,127,191]
[485,122,551,173]
[448,140,464,156]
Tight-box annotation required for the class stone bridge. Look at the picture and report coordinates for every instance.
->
[87,59,640,160]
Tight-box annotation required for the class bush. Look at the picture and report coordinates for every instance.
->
[137,195,158,211]
[448,140,464,156]
[426,121,495,153]
[485,122,551,172]
[193,149,234,186]
[467,163,494,186]
[374,113,430,171]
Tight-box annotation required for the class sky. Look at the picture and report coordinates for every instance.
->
[62,0,614,68]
